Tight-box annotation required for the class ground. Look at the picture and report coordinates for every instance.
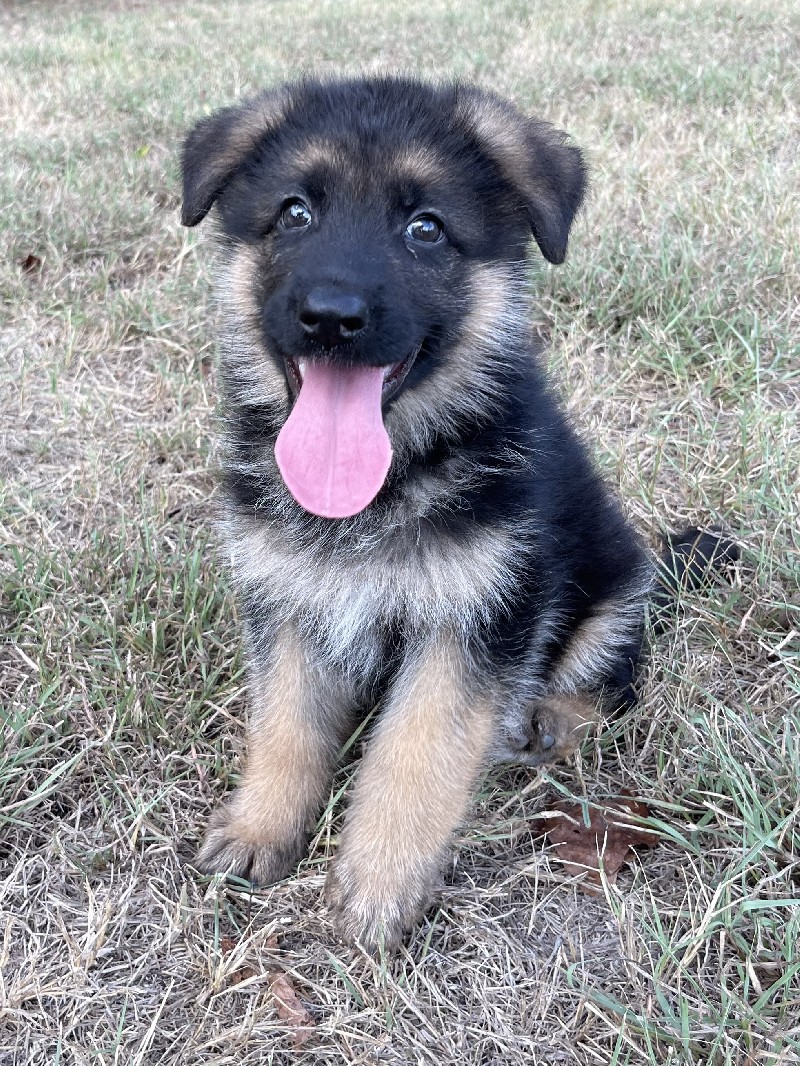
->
[1,1,798,1063]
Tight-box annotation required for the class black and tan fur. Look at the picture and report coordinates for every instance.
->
[179,77,732,947]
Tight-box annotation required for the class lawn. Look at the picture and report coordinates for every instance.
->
[1,1,798,1063]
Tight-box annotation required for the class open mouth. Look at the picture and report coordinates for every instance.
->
[275,346,422,520]
[284,346,420,403]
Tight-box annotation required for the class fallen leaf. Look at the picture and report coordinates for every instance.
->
[219,934,257,986]
[540,796,659,890]
[21,253,42,274]
[220,931,315,1041]
[268,969,316,1048]
[229,965,257,986]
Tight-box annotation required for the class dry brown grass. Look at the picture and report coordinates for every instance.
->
[1,1,798,1063]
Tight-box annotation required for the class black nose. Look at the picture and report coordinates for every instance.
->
[298,287,368,348]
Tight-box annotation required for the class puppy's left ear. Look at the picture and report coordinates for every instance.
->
[180,89,288,227]
[459,89,586,265]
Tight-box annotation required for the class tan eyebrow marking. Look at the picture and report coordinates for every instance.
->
[391,145,449,185]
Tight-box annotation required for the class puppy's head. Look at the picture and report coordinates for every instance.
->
[181,78,585,519]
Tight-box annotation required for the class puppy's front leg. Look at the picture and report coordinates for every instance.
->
[196,624,354,885]
[326,636,492,947]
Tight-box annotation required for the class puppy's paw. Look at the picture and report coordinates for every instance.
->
[325,852,438,949]
[519,694,599,766]
[195,803,305,886]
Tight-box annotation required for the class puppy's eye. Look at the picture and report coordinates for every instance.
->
[280,199,313,229]
[405,214,444,244]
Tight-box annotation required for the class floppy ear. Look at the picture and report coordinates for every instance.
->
[458,89,586,265]
[180,90,288,227]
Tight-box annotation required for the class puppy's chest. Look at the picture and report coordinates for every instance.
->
[227,514,526,668]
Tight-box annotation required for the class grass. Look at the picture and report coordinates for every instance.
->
[1,0,798,1062]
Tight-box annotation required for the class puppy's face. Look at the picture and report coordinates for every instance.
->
[217,122,516,404]
[181,79,585,518]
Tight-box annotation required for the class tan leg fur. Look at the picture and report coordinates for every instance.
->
[326,636,493,947]
[196,625,353,885]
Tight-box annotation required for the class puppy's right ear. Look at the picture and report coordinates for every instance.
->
[180,91,287,227]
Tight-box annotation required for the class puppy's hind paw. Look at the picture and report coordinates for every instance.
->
[507,693,599,767]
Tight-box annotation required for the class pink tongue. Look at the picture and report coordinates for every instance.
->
[275,362,392,518]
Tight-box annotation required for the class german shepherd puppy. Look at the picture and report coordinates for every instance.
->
[180,77,724,947]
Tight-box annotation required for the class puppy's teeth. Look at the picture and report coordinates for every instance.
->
[298,359,307,379]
